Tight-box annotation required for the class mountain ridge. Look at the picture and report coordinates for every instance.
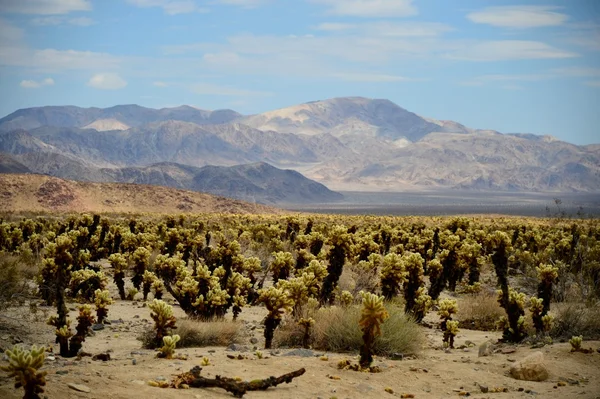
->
[1,96,598,193]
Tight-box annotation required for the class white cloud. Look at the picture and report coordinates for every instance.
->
[314,21,452,37]
[19,77,55,88]
[310,0,417,18]
[153,81,168,87]
[586,81,600,88]
[330,72,413,82]
[460,74,552,87]
[467,6,568,29]
[0,17,24,42]
[87,73,127,90]
[213,0,272,7]
[314,23,355,31]
[191,83,272,97]
[126,0,207,15]
[31,16,95,26]
[448,40,577,61]
[69,17,95,26]
[1,0,92,15]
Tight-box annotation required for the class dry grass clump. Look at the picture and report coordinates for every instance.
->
[0,253,37,311]
[275,304,423,356]
[550,302,600,340]
[457,291,504,331]
[140,319,242,348]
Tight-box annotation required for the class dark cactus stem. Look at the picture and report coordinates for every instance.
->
[320,245,346,305]
[444,250,459,292]
[468,258,480,285]
[492,242,509,309]
[302,325,311,349]
[304,219,313,235]
[359,328,374,369]
[309,237,324,256]
[381,277,398,300]
[264,317,280,349]
[114,272,126,300]
[143,281,151,301]
[428,272,445,301]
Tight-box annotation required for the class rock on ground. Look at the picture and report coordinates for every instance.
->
[509,351,549,382]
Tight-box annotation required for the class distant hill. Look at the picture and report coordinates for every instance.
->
[0,97,598,193]
[0,174,279,214]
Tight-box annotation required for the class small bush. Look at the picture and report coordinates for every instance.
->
[457,292,504,331]
[275,303,423,356]
[550,303,600,340]
[141,319,242,348]
[0,253,37,311]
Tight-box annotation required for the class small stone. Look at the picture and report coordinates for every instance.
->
[56,370,68,375]
[250,337,258,345]
[132,359,137,365]
[133,315,140,319]
[390,352,404,360]
[155,376,167,381]
[479,385,488,393]
[465,340,475,347]
[67,383,91,393]
[208,350,216,353]
[226,344,249,352]
[501,346,517,354]
[284,349,314,357]
[478,341,494,357]
[91,324,105,331]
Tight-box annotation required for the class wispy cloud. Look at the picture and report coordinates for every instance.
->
[447,40,577,61]
[310,0,417,18]
[467,6,568,29]
[586,81,600,88]
[460,74,552,87]
[191,82,273,96]
[314,21,453,37]
[126,0,208,15]
[330,72,415,82]
[1,0,92,15]
[87,73,127,90]
[20,77,55,88]
[31,16,95,26]
[153,81,169,87]
[212,0,273,7]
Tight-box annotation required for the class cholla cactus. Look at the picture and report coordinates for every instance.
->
[321,225,352,305]
[69,269,108,301]
[497,288,527,342]
[158,334,180,359]
[1,345,47,399]
[94,289,113,324]
[131,247,151,290]
[358,292,389,368]
[444,320,459,349]
[151,279,164,300]
[338,290,354,307]
[257,287,294,349]
[126,287,138,301]
[142,270,158,301]
[437,298,458,348]
[108,253,128,300]
[69,304,96,356]
[148,299,177,348]
[298,317,315,349]
[402,252,430,321]
[270,251,295,284]
[534,263,558,334]
[380,253,407,300]
[427,258,444,300]
[569,335,583,352]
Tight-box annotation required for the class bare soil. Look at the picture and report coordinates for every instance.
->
[1,294,599,399]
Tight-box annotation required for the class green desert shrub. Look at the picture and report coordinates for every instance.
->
[275,303,423,356]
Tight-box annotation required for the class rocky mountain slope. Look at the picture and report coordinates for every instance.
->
[0,97,598,192]
[0,174,279,214]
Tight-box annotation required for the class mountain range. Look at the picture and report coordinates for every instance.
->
[1,97,598,196]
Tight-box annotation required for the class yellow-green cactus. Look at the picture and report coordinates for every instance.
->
[257,287,294,349]
[437,298,458,320]
[359,292,389,368]
[148,299,177,348]
[94,289,113,324]
[444,320,459,349]
[1,345,47,399]
[158,334,180,359]
[338,290,354,307]
[570,335,583,352]
[380,253,407,300]
[108,253,128,299]
[298,317,315,349]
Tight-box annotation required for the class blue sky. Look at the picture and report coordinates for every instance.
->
[0,0,599,144]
